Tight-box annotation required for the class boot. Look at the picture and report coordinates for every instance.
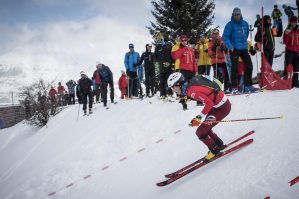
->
[204,147,221,161]
[89,108,93,114]
[214,138,227,150]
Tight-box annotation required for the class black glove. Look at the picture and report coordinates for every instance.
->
[249,46,256,56]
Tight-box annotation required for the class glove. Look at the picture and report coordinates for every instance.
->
[249,46,256,56]
[189,114,206,127]
[178,96,187,104]
[205,115,216,125]
[163,62,170,67]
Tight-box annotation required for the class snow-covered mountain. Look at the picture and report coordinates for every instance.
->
[0,89,298,199]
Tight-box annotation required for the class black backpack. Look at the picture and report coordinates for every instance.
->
[188,75,222,102]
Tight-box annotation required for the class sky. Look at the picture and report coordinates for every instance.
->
[0,0,296,92]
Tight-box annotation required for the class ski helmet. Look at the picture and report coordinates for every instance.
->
[80,71,86,76]
[167,72,185,88]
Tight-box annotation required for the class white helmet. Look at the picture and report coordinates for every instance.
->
[80,71,86,76]
[167,72,185,88]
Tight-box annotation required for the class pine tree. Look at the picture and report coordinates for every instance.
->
[148,0,215,44]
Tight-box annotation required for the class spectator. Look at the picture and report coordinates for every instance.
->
[282,4,297,21]
[57,82,65,106]
[93,62,102,103]
[271,5,282,32]
[208,30,231,92]
[66,80,76,104]
[254,14,262,30]
[195,34,212,75]
[137,63,144,98]
[118,70,127,99]
[154,34,174,100]
[255,15,275,67]
[76,80,82,104]
[172,35,197,109]
[137,44,155,97]
[283,16,299,88]
[78,71,93,115]
[97,61,114,106]
[124,43,140,98]
[222,7,257,94]
[48,86,57,115]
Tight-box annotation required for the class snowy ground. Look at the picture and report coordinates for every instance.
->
[0,88,299,199]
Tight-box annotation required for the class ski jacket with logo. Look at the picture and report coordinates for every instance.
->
[172,44,197,73]
[98,65,113,84]
[78,77,93,94]
[283,25,299,53]
[208,37,227,65]
[195,39,211,66]
[124,51,140,72]
[186,75,227,115]
[138,51,155,71]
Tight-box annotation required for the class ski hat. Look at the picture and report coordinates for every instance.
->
[121,70,126,74]
[179,35,188,41]
[80,71,86,76]
[96,61,102,65]
[232,7,242,16]
[129,43,134,48]
[290,16,298,23]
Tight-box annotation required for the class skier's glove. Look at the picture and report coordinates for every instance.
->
[189,114,206,127]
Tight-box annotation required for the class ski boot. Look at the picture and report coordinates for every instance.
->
[89,108,93,114]
[204,148,221,161]
[83,110,87,116]
[215,138,227,151]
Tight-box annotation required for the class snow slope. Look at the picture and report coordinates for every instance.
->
[0,89,299,199]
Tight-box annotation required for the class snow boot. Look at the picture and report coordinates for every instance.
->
[204,148,221,161]
[83,110,87,116]
[89,108,93,114]
[215,138,227,151]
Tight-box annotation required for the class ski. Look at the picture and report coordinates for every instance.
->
[164,130,254,178]
[156,138,254,187]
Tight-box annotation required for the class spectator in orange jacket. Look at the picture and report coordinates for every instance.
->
[208,30,231,91]
[118,70,127,99]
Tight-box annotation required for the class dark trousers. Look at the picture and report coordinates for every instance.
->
[212,63,231,91]
[68,94,75,104]
[285,50,299,87]
[230,49,253,88]
[101,82,114,105]
[127,71,138,97]
[160,70,173,97]
[144,69,155,96]
[94,83,101,102]
[198,65,211,76]
[82,93,93,111]
[195,100,231,150]
[264,49,274,67]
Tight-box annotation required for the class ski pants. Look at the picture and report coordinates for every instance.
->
[144,68,155,96]
[285,50,299,87]
[101,81,114,105]
[195,100,231,150]
[82,93,93,110]
[264,49,274,67]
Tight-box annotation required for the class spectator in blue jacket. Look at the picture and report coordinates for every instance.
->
[222,7,256,94]
[97,61,114,107]
[124,43,140,98]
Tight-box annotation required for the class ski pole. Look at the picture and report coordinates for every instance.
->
[201,115,283,125]
[77,103,80,121]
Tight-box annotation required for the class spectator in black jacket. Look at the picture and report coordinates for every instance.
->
[137,44,155,97]
[255,15,275,67]
[97,61,114,107]
[78,71,93,114]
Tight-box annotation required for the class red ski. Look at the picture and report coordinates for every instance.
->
[156,138,253,187]
[164,130,254,178]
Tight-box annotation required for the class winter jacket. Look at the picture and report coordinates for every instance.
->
[124,51,140,72]
[208,37,227,65]
[57,85,65,95]
[255,16,275,51]
[154,42,174,73]
[172,44,197,73]
[66,80,76,95]
[98,65,113,83]
[93,69,101,84]
[186,81,227,115]
[138,51,155,71]
[195,39,211,66]
[272,8,282,20]
[171,42,181,70]
[222,16,250,51]
[49,88,57,98]
[283,25,299,53]
[78,77,93,94]
[118,74,127,89]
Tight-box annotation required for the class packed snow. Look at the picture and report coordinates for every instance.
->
[0,88,299,199]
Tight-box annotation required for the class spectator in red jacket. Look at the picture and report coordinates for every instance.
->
[48,86,57,115]
[283,16,299,87]
[172,35,198,110]
[93,62,102,103]
[118,70,127,99]
[57,82,65,106]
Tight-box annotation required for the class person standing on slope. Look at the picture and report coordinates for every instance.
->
[78,71,94,115]
[167,72,231,160]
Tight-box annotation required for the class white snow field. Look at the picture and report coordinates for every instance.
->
[0,88,299,199]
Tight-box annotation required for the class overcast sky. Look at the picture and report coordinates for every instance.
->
[0,0,296,91]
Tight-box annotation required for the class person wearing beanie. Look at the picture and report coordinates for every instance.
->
[118,70,127,99]
[222,7,256,94]
[283,16,299,88]
[78,71,93,115]
[255,15,275,67]
[97,62,114,107]
[124,43,141,98]
[271,4,283,32]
